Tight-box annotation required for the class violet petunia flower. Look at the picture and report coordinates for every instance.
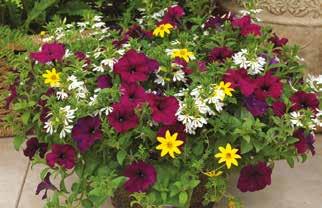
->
[23,137,48,160]
[208,47,233,63]
[271,101,286,117]
[160,5,185,27]
[72,116,102,152]
[123,161,157,193]
[46,144,76,169]
[97,74,113,89]
[254,72,283,100]
[36,172,57,200]
[293,129,316,155]
[290,91,319,112]
[237,162,272,192]
[244,95,268,117]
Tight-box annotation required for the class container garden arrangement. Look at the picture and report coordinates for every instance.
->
[3,2,322,208]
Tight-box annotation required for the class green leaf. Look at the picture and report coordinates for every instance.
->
[116,150,127,165]
[13,135,25,150]
[24,0,57,28]
[192,142,204,156]
[286,157,294,168]
[21,111,30,125]
[240,140,253,154]
[179,191,188,205]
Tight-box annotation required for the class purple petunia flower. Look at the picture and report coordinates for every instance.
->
[290,91,319,112]
[46,144,76,169]
[108,101,139,133]
[125,24,152,39]
[160,5,185,27]
[293,129,316,155]
[30,43,65,64]
[113,49,159,83]
[5,84,17,109]
[36,173,57,200]
[244,95,268,117]
[269,33,288,48]
[147,94,179,125]
[237,162,272,192]
[123,161,157,193]
[23,137,48,160]
[72,116,103,152]
[97,75,113,89]
[74,51,91,67]
[120,82,147,107]
[231,15,261,37]
[208,47,233,63]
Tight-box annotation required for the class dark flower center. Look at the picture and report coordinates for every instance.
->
[156,102,165,111]
[129,93,136,100]
[58,153,66,160]
[136,170,146,178]
[89,127,96,134]
[118,116,125,123]
[261,85,270,92]
[300,102,308,108]
[129,66,136,74]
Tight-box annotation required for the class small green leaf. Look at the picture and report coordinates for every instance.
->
[179,191,188,205]
[116,150,127,165]
[286,157,294,168]
[240,140,253,154]
[21,111,30,125]
[13,135,25,150]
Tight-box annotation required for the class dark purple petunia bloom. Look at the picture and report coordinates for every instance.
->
[74,51,91,66]
[97,75,113,89]
[223,68,255,96]
[271,101,286,117]
[244,95,269,117]
[23,137,48,160]
[72,116,102,152]
[240,23,261,37]
[5,84,17,109]
[290,91,319,112]
[123,161,157,193]
[208,47,233,63]
[30,43,65,64]
[46,144,76,169]
[108,101,139,133]
[125,24,152,39]
[293,129,316,155]
[120,82,147,107]
[269,33,288,48]
[237,162,272,192]
[36,173,57,200]
[205,12,235,29]
[197,61,207,72]
[231,15,251,28]
[113,49,159,83]
[254,72,283,100]
[147,94,179,125]
[172,58,193,75]
[160,5,185,27]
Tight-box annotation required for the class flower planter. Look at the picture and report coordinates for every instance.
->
[219,0,322,75]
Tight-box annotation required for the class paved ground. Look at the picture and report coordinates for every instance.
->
[1,136,322,208]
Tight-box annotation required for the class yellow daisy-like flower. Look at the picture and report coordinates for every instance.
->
[214,143,241,169]
[39,31,47,37]
[171,48,194,63]
[153,23,173,38]
[42,68,61,87]
[218,81,234,97]
[156,130,184,158]
[202,170,223,177]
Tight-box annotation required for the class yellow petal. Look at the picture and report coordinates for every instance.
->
[226,160,232,169]
[226,143,232,151]
[173,147,182,154]
[231,159,238,167]
[218,157,226,164]
[218,146,225,153]
[215,153,223,158]
[157,136,166,144]
[169,151,175,158]
[161,149,168,157]
[174,140,183,147]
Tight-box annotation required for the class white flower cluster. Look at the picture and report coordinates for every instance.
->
[44,105,77,139]
[232,49,266,75]
[176,85,226,134]
[67,75,88,100]
[306,74,322,92]
[290,109,322,131]
[93,58,116,72]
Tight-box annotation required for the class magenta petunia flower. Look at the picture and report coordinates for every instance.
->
[120,82,147,107]
[254,72,283,100]
[290,91,319,112]
[240,23,261,37]
[97,75,113,89]
[269,33,288,48]
[23,137,48,160]
[36,173,57,200]
[271,101,286,117]
[123,161,157,193]
[72,116,102,152]
[244,95,268,117]
[205,13,234,29]
[197,60,207,72]
[231,15,251,28]
[46,144,76,169]
[293,129,316,155]
[173,58,193,75]
[74,51,91,66]
[113,49,159,83]
[30,43,65,64]
[223,68,255,96]
[108,101,139,133]
[161,5,185,27]
[147,94,179,125]
[237,162,272,192]
[208,47,233,63]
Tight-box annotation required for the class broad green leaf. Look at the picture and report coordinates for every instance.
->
[116,150,127,165]
[179,191,188,205]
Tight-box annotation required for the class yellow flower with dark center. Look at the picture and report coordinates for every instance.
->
[215,143,241,169]
[218,81,234,97]
[171,48,194,62]
[153,23,173,38]
[156,130,183,158]
[42,68,61,87]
